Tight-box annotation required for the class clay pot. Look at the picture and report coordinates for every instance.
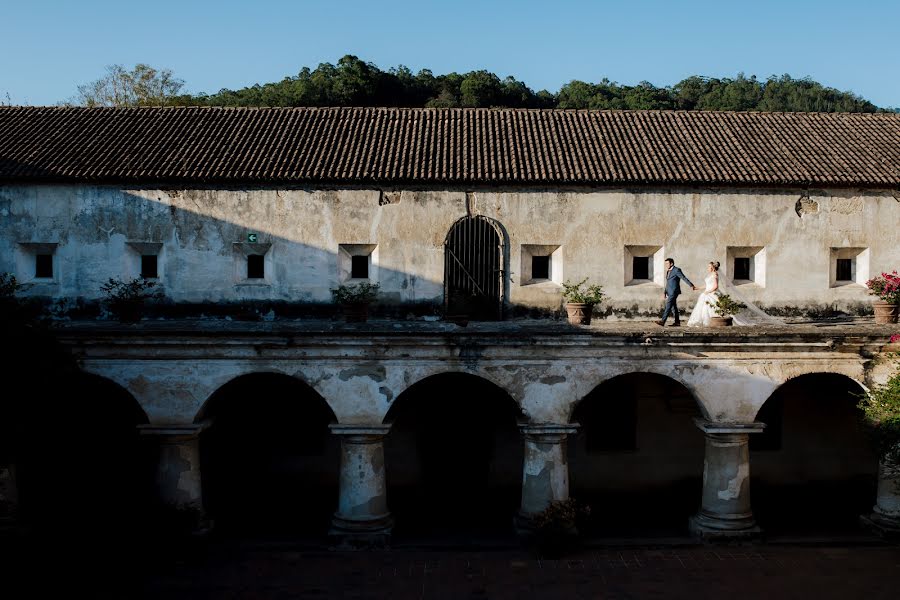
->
[873,301,899,325]
[565,303,593,325]
[709,316,733,327]
[342,303,369,323]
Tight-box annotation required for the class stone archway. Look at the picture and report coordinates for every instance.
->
[14,372,151,536]
[384,372,524,539]
[751,373,876,535]
[198,372,338,537]
[444,215,504,320]
[570,372,705,537]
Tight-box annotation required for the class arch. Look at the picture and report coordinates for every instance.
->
[385,369,524,424]
[569,369,709,422]
[569,371,706,536]
[194,370,336,424]
[197,371,339,535]
[751,371,876,535]
[444,215,505,320]
[383,371,524,538]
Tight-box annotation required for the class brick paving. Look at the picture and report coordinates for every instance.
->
[135,543,900,599]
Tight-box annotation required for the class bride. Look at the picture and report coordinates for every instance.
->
[687,261,724,327]
[687,261,783,327]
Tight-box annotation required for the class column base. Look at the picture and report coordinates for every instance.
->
[689,512,761,541]
[860,510,900,539]
[329,513,393,549]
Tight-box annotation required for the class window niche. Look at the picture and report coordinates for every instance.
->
[726,246,766,287]
[16,242,58,284]
[338,244,378,283]
[520,245,563,286]
[126,242,163,280]
[624,245,664,286]
[829,247,869,288]
[233,242,273,284]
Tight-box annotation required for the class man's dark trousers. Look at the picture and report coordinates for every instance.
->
[660,294,680,324]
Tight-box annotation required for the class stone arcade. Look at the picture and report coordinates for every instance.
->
[1,107,899,543]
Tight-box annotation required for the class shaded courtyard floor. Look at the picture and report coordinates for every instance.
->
[4,534,899,599]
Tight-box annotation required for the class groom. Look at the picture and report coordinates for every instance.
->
[656,258,697,327]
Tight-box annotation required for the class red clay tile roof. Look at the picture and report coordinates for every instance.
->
[0,106,898,188]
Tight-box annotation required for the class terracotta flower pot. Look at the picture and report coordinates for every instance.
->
[709,316,733,327]
[565,303,593,325]
[342,303,369,323]
[873,301,899,325]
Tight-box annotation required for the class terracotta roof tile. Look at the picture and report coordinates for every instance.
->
[0,106,898,187]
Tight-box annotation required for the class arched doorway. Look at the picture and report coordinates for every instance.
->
[570,373,705,537]
[751,373,876,536]
[14,372,151,536]
[198,373,338,538]
[384,373,523,541]
[444,215,504,320]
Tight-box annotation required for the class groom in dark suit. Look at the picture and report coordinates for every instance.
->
[656,258,697,326]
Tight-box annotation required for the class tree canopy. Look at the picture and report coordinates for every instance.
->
[71,56,885,112]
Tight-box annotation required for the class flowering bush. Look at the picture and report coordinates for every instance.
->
[866,271,900,305]
[858,361,900,462]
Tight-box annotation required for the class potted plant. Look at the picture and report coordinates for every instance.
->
[706,294,747,327]
[530,498,591,558]
[858,360,900,535]
[330,282,380,323]
[561,278,605,325]
[100,277,160,323]
[866,270,900,324]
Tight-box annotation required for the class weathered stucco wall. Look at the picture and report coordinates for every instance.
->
[1,185,898,314]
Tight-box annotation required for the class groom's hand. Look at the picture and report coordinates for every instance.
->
[692,285,698,291]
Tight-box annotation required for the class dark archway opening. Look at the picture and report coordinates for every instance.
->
[751,373,876,536]
[384,373,523,541]
[570,373,705,537]
[198,373,338,539]
[14,372,152,537]
[444,215,504,320]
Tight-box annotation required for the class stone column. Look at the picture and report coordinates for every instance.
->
[862,454,900,536]
[139,424,208,528]
[329,424,392,547]
[517,423,579,529]
[0,463,19,526]
[689,419,765,540]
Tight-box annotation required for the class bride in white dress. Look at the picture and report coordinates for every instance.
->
[687,261,722,327]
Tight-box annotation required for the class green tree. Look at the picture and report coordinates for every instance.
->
[72,64,185,107]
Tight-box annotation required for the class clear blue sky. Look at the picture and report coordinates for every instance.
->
[1,0,898,107]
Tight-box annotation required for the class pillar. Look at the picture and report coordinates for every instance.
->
[0,463,18,526]
[139,424,208,529]
[329,424,392,547]
[689,419,765,540]
[862,454,900,536]
[517,423,579,530]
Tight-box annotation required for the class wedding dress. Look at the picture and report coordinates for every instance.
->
[687,274,721,327]
[687,273,784,327]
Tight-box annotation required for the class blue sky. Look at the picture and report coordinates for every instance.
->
[1,0,898,107]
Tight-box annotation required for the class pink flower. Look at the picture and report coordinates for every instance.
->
[891,334,900,344]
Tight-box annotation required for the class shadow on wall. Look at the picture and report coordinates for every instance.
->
[1,185,533,320]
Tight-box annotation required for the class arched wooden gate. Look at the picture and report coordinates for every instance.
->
[444,215,504,320]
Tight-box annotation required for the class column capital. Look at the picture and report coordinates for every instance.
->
[329,424,391,441]
[138,422,210,440]
[693,419,765,435]
[519,423,579,440]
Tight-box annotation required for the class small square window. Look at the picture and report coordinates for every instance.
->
[734,257,751,281]
[531,255,550,280]
[836,258,852,282]
[35,254,53,278]
[632,256,650,280]
[351,255,369,279]
[247,254,265,279]
[141,255,158,279]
